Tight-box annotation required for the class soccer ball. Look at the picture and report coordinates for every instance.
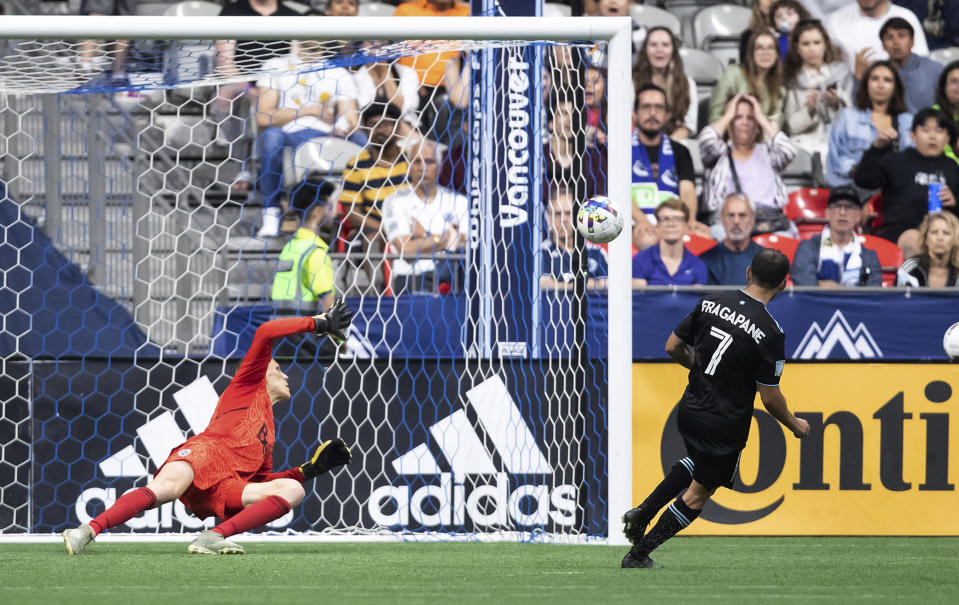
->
[576,196,624,244]
[944,322,959,359]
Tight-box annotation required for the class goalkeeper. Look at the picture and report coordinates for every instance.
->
[63,301,355,555]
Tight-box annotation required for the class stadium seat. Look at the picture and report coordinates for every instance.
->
[286,136,364,187]
[630,4,683,38]
[683,232,717,255]
[864,193,882,233]
[692,4,751,64]
[929,47,959,65]
[782,148,816,189]
[664,0,728,47]
[544,2,572,17]
[163,1,221,17]
[752,233,799,262]
[786,187,830,240]
[679,48,725,90]
[358,1,395,17]
[858,234,903,286]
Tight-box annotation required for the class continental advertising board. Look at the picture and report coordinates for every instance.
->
[633,363,958,535]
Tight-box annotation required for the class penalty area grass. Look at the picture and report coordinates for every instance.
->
[0,537,956,604]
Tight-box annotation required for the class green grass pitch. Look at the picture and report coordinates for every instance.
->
[2,538,957,604]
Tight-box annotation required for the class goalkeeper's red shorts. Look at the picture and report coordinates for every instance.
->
[159,439,253,520]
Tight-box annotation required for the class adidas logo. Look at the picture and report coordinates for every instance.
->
[368,375,577,529]
[794,310,882,360]
[75,376,291,530]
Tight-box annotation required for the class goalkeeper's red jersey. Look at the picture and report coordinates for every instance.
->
[165,317,315,491]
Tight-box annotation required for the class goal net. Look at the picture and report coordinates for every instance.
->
[0,16,632,542]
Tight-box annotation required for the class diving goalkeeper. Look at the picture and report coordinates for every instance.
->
[63,301,355,555]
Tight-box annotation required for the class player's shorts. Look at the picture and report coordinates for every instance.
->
[80,0,137,16]
[159,439,251,520]
[684,440,741,491]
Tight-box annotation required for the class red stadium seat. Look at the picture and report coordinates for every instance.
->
[683,233,717,255]
[863,193,883,233]
[786,187,830,220]
[787,188,831,239]
[752,233,800,262]
[858,234,903,286]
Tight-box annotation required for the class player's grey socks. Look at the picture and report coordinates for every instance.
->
[632,496,701,558]
[638,457,694,521]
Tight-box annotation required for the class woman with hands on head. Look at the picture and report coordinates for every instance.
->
[699,93,797,236]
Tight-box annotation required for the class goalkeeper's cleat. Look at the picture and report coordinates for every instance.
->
[622,506,651,544]
[187,530,245,555]
[299,438,352,480]
[621,550,660,569]
[62,524,94,555]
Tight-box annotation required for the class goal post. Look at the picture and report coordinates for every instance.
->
[0,15,633,544]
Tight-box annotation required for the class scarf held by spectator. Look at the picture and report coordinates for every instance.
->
[817,225,863,285]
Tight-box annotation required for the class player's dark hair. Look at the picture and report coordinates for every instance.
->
[750,248,790,289]
[880,17,914,40]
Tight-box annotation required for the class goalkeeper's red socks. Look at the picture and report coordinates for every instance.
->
[212,495,291,538]
[88,487,157,537]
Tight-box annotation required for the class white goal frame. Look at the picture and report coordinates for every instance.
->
[0,15,633,545]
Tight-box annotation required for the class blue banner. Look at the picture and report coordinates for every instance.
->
[211,290,959,361]
[606,290,959,361]
[467,0,544,358]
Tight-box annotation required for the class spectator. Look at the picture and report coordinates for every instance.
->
[351,43,421,135]
[700,94,797,236]
[253,39,360,237]
[933,61,959,164]
[711,30,787,126]
[739,0,775,65]
[826,0,928,75]
[586,0,647,69]
[271,180,337,313]
[633,26,698,140]
[790,186,883,286]
[78,0,136,81]
[213,0,304,193]
[382,140,468,293]
[540,186,609,290]
[854,107,959,256]
[393,0,470,131]
[880,17,943,113]
[546,96,607,200]
[783,19,852,158]
[325,0,358,16]
[631,198,708,287]
[631,84,708,249]
[340,103,410,244]
[770,0,813,58]
[825,60,913,187]
[700,194,767,285]
[892,1,959,50]
[897,211,959,287]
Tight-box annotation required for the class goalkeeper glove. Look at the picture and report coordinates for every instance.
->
[313,298,354,344]
[299,438,353,480]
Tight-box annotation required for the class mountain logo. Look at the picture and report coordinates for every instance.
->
[793,310,882,359]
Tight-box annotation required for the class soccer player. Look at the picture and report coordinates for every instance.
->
[620,249,810,568]
[62,301,355,555]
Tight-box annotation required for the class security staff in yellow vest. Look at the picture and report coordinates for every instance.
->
[271,180,336,315]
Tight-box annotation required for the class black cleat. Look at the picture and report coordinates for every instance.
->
[299,438,353,480]
[622,506,650,544]
[621,550,660,569]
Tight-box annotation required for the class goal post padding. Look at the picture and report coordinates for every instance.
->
[0,16,632,543]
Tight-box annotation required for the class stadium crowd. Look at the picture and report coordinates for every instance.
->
[75,0,959,301]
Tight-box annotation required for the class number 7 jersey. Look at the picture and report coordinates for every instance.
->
[672,290,786,455]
